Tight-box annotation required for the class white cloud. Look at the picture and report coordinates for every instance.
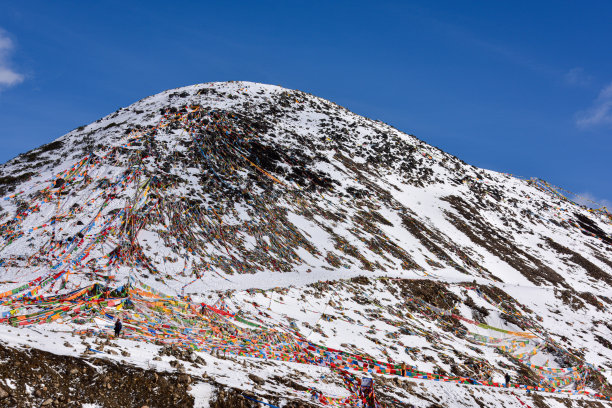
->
[576,81,612,128]
[573,192,611,210]
[564,67,592,87]
[0,28,24,88]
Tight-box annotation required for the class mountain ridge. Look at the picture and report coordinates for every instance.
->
[0,81,611,407]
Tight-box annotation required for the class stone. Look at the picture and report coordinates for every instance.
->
[248,373,265,385]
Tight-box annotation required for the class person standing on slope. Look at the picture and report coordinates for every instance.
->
[114,317,122,337]
[361,377,376,408]
[505,372,511,387]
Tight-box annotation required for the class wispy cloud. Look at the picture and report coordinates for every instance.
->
[428,19,558,78]
[0,28,24,89]
[573,192,611,210]
[564,67,592,87]
[576,81,612,128]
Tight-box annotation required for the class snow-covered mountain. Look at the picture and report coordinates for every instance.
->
[0,81,611,407]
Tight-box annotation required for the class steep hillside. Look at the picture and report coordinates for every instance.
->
[0,81,611,407]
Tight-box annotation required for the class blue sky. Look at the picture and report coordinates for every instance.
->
[1,1,610,207]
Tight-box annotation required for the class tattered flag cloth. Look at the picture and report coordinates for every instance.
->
[0,274,609,404]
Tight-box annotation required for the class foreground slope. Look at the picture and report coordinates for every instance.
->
[0,81,611,407]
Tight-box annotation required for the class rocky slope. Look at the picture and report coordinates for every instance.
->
[0,81,611,407]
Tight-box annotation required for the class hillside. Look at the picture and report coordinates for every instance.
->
[0,81,611,407]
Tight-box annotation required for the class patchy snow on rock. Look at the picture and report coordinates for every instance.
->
[0,81,610,407]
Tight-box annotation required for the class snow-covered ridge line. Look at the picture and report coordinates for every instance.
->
[0,81,611,406]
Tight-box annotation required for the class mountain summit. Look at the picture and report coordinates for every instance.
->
[0,81,611,407]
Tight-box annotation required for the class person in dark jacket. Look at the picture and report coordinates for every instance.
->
[505,373,511,387]
[114,318,122,337]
